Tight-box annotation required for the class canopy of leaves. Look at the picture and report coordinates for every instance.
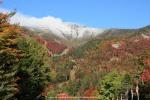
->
[99,70,124,100]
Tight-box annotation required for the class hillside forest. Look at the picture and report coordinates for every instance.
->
[0,13,150,100]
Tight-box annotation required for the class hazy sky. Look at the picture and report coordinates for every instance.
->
[1,0,150,28]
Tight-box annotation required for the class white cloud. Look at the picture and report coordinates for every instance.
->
[0,8,105,38]
[0,8,69,29]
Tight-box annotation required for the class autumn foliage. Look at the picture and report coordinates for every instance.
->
[1,12,150,99]
[141,69,150,83]
[57,93,72,100]
[35,36,67,55]
[0,13,51,99]
[0,12,22,99]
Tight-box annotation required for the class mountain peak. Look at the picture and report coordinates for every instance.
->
[10,13,105,40]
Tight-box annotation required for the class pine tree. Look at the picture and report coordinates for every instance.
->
[16,37,50,100]
[0,13,21,99]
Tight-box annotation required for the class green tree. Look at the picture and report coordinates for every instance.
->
[16,37,51,100]
[0,32,20,100]
[122,74,132,90]
[99,70,124,100]
[0,13,21,100]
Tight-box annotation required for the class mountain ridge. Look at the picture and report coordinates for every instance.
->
[10,13,105,40]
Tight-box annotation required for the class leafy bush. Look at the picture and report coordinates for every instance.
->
[98,70,124,100]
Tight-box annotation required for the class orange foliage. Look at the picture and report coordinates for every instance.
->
[57,93,72,100]
[35,36,67,55]
[144,59,150,68]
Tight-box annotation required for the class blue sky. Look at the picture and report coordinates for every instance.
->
[1,0,150,28]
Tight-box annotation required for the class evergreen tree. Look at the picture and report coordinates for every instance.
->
[0,13,21,100]
[16,37,50,100]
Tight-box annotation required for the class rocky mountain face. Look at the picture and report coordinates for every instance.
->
[10,13,105,41]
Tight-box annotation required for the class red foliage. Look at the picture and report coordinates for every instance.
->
[141,69,150,84]
[144,59,150,68]
[84,88,97,100]
[78,36,150,76]
[35,36,46,44]
[57,93,72,100]
[35,36,67,55]
[93,37,150,67]
[46,40,67,54]
[84,88,96,97]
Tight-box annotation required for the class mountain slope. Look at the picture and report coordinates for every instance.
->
[46,27,150,98]
[10,13,105,41]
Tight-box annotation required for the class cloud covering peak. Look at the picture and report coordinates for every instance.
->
[0,8,105,39]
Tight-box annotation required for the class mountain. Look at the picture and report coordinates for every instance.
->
[1,12,150,99]
[21,22,150,57]
[21,27,68,56]
[10,12,150,59]
[10,13,150,50]
[45,25,150,98]
[98,25,150,39]
[10,13,150,48]
[10,13,105,41]
[68,25,150,59]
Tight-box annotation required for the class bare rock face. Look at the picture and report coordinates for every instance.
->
[69,65,77,80]
[70,69,76,81]
[112,42,121,49]
[141,34,150,39]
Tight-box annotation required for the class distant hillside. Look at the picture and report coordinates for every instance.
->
[68,25,150,59]
[18,23,150,98]
[46,28,150,98]
[21,27,67,56]
[98,25,150,39]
